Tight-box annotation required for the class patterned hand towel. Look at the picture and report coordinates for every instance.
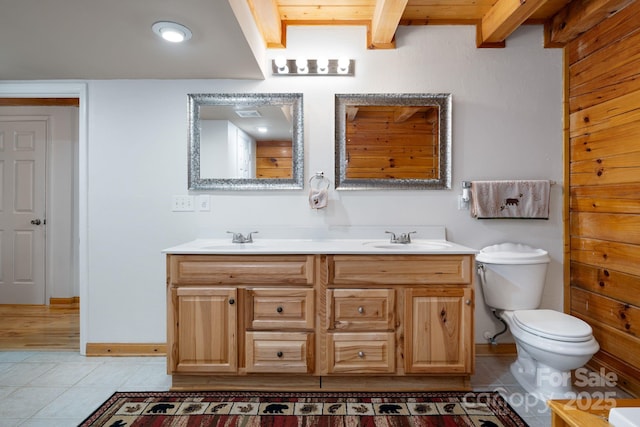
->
[471,180,551,219]
[309,188,328,209]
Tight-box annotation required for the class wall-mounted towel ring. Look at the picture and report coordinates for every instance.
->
[309,172,330,209]
[309,172,330,190]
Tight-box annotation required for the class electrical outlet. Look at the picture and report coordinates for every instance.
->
[172,195,194,211]
[197,195,210,211]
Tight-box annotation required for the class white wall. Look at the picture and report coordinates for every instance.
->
[84,25,563,345]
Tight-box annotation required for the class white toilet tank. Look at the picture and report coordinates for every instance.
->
[476,243,551,310]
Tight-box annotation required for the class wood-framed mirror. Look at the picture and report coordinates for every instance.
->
[335,93,451,190]
[188,93,304,190]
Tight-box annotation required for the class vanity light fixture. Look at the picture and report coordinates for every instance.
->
[152,21,192,43]
[272,57,355,76]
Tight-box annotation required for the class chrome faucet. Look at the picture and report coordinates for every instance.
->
[227,231,258,243]
[385,230,416,244]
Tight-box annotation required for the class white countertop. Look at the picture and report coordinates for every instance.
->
[162,238,478,255]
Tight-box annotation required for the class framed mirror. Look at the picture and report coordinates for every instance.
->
[188,93,304,190]
[335,93,451,190]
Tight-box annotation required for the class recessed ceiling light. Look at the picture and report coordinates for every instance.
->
[152,21,192,43]
[235,110,261,118]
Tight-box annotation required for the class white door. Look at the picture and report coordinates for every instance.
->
[0,118,47,304]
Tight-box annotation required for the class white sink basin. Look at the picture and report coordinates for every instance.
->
[609,407,640,427]
[362,241,452,250]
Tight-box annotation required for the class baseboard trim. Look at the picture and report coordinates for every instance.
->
[85,343,509,358]
[86,343,166,357]
[475,343,517,356]
[50,296,80,307]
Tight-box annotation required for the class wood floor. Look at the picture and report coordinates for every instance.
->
[0,304,79,351]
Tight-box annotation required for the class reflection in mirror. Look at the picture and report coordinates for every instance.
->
[335,94,451,190]
[188,93,304,190]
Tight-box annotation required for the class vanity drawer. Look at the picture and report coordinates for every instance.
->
[327,332,395,374]
[168,255,315,285]
[245,331,313,373]
[327,255,472,285]
[246,288,314,329]
[327,289,394,331]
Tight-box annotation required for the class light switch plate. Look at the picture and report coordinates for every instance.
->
[172,195,194,211]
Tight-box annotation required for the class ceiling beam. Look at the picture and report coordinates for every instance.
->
[369,0,409,49]
[246,0,284,48]
[477,0,549,47]
[545,0,635,46]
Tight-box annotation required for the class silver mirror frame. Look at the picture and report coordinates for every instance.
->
[335,93,452,190]
[188,93,304,190]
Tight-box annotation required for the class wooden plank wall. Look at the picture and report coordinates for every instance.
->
[255,140,292,178]
[567,0,640,396]
[344,106,439,179]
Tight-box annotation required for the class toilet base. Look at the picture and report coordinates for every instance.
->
[511,357,575,401]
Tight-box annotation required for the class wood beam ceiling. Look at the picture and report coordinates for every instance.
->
[370,0,409,48]
[247,0,284,48]
[545,0,636,45]
[477,0,551,47]
[244,0,635,50]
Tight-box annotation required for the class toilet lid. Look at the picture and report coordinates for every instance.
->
[476,243,550,265]
[512,309,593,342]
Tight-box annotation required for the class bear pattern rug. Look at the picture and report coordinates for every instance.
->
[80,390,529,426]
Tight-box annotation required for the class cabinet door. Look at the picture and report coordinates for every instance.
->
[404,287,473,374]
[171,287,237,373]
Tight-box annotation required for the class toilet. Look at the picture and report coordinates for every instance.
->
[476,242,599,400]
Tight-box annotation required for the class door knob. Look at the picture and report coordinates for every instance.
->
[30,219,42,225]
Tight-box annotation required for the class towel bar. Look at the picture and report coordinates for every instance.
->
[462,180,557,188]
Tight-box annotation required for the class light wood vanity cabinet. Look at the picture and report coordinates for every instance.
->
[167,255,315,381]
[166,252,474,391]
[325,255,474,379]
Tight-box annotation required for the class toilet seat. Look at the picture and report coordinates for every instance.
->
[512,309,593,342]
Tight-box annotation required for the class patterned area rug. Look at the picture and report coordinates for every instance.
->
[79,390,528,426]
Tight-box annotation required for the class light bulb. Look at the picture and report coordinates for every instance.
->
[338,57,350,74]
[275,56,287,68]
[316,57,329,74]
[161,29,185,42]
[274,56,288,74]
[296,57,308,74]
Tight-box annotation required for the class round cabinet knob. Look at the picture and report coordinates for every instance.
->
[358,351,365,358]
[277,351,283,358]
[357,306,364,314]
[276,306,283,313]
[465,299,471,305]
[229,298,235,305]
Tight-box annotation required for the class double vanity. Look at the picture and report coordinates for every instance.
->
[163,228,477,391]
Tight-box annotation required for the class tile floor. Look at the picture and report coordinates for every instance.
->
[0,351,633,426]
